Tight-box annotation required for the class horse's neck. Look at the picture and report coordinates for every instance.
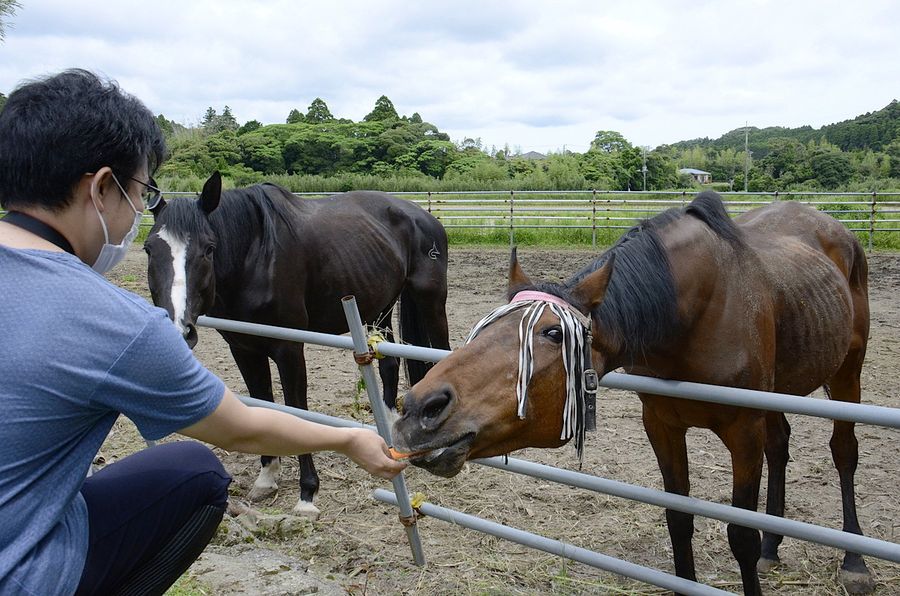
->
[210,203,278,306]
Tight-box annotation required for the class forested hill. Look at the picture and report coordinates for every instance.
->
[672,99,900,156]
[6,90,896,192]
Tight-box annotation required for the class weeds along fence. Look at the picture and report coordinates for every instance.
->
[198,308,900,596]
[143,189,900,251]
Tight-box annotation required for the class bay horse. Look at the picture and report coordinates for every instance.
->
[392,191,873,595]
[144,172,450,516]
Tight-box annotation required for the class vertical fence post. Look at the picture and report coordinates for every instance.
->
[509,190,515,248]
[341,296,426,566]
[591,189,597,249]
[868,191,877,252]
[427,191,432,214]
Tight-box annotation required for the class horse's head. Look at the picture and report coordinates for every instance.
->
[392,250,614,477]
[144,172,222,348]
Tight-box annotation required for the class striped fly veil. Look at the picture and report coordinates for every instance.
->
[466,293,592,459]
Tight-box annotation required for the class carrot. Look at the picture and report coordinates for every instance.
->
[388,447,428,460]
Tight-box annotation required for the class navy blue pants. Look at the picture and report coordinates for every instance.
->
[75,441,232,595]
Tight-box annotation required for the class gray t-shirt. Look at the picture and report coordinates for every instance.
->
[0,246,224,595]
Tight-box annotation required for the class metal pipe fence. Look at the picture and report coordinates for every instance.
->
[198,313,900,594]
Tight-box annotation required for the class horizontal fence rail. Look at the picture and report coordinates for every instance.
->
[199,314,900,594]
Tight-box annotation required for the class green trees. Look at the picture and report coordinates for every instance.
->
[590,130,632,153]
[364,95,399,122]
[0,0,20,41]
[286,109,303,124]
[0,92,6,113]
[154,95,898,192]
[202,106,238,134]
[305,98,333,123]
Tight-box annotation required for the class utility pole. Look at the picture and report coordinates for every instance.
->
[641,146,648,191]
[743,122,751,192]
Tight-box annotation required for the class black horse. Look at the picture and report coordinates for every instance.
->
[144,172,450,516]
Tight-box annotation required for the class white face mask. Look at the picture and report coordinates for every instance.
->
[91,174,143,274]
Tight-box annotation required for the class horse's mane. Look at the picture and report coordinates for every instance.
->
[206,183,297,277]
[543,191,744,360]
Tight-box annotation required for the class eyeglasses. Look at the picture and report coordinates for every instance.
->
[129,176,163,209]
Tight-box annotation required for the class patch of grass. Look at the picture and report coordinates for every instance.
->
[164,574,210,595]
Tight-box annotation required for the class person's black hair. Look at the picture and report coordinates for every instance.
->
[0,69,167,211]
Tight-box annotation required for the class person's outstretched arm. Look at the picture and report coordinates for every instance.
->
[179,388,406,480]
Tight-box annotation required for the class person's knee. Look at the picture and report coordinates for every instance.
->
[163,441,232,507]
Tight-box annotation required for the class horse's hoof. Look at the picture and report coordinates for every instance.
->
[291,500,321,520]
[839,568,876,595]
[757,557,781,574]
[247,483,278,502]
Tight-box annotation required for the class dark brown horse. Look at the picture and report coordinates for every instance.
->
[392,191,872,595]
[145,173,450,517]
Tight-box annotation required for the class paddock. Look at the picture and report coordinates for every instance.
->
[105,244,900,595]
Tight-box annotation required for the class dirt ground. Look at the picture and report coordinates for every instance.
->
[105,244,900,595]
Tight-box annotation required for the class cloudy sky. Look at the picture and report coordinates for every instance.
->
[1,1,898,153]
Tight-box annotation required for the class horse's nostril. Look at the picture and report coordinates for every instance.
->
[422,388,453,421]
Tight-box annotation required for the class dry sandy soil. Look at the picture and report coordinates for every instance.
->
[105,244,900,595]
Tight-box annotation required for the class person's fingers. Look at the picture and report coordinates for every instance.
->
[376,459,408,479]
[348,429,409,479]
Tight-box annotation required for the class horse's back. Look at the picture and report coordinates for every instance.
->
[276,189,447,330]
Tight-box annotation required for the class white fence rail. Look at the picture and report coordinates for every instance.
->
[145,189,900,250]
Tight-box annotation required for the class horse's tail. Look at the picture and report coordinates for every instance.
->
[399,287,434,385]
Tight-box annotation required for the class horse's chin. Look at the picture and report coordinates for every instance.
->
[407,433,475,478]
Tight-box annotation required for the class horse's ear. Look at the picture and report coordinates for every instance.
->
[507,246,534,297]
[572,254,615,312]
[149,196,167,218]
[199,171,222,215]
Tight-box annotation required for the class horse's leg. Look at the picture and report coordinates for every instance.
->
[717,415,765,596]
[272,341,320,519]
[227,343,281,502]
[759,412,790,571]
[827,355,875,594]
[400,282,450,387]
[374,308,401,411]
[642,403,696,588]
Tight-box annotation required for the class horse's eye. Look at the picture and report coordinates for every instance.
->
[204,244,215,259]
[542,326,563,344]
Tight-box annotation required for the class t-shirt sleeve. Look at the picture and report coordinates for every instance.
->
[90,311,225,440]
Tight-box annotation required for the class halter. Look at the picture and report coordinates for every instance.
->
[466,290,599,460]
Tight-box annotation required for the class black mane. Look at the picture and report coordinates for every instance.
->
[550,191,744,361]
[164,183,298,279]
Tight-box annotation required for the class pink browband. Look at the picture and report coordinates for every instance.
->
[511,290,574,310]
[510,290,592,329]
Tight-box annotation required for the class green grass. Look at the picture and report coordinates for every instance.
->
[164,574,210,595]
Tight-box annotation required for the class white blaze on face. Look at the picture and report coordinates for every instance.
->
[157,226,190,336]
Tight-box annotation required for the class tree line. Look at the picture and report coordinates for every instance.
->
[2,89,898,193]
[151,95,900,193]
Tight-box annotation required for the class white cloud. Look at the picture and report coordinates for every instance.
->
[1,0,898,152]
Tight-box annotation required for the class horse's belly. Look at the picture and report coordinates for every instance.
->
[768,249,854,395]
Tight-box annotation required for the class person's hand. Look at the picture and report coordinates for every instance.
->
[343,428,407,480]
